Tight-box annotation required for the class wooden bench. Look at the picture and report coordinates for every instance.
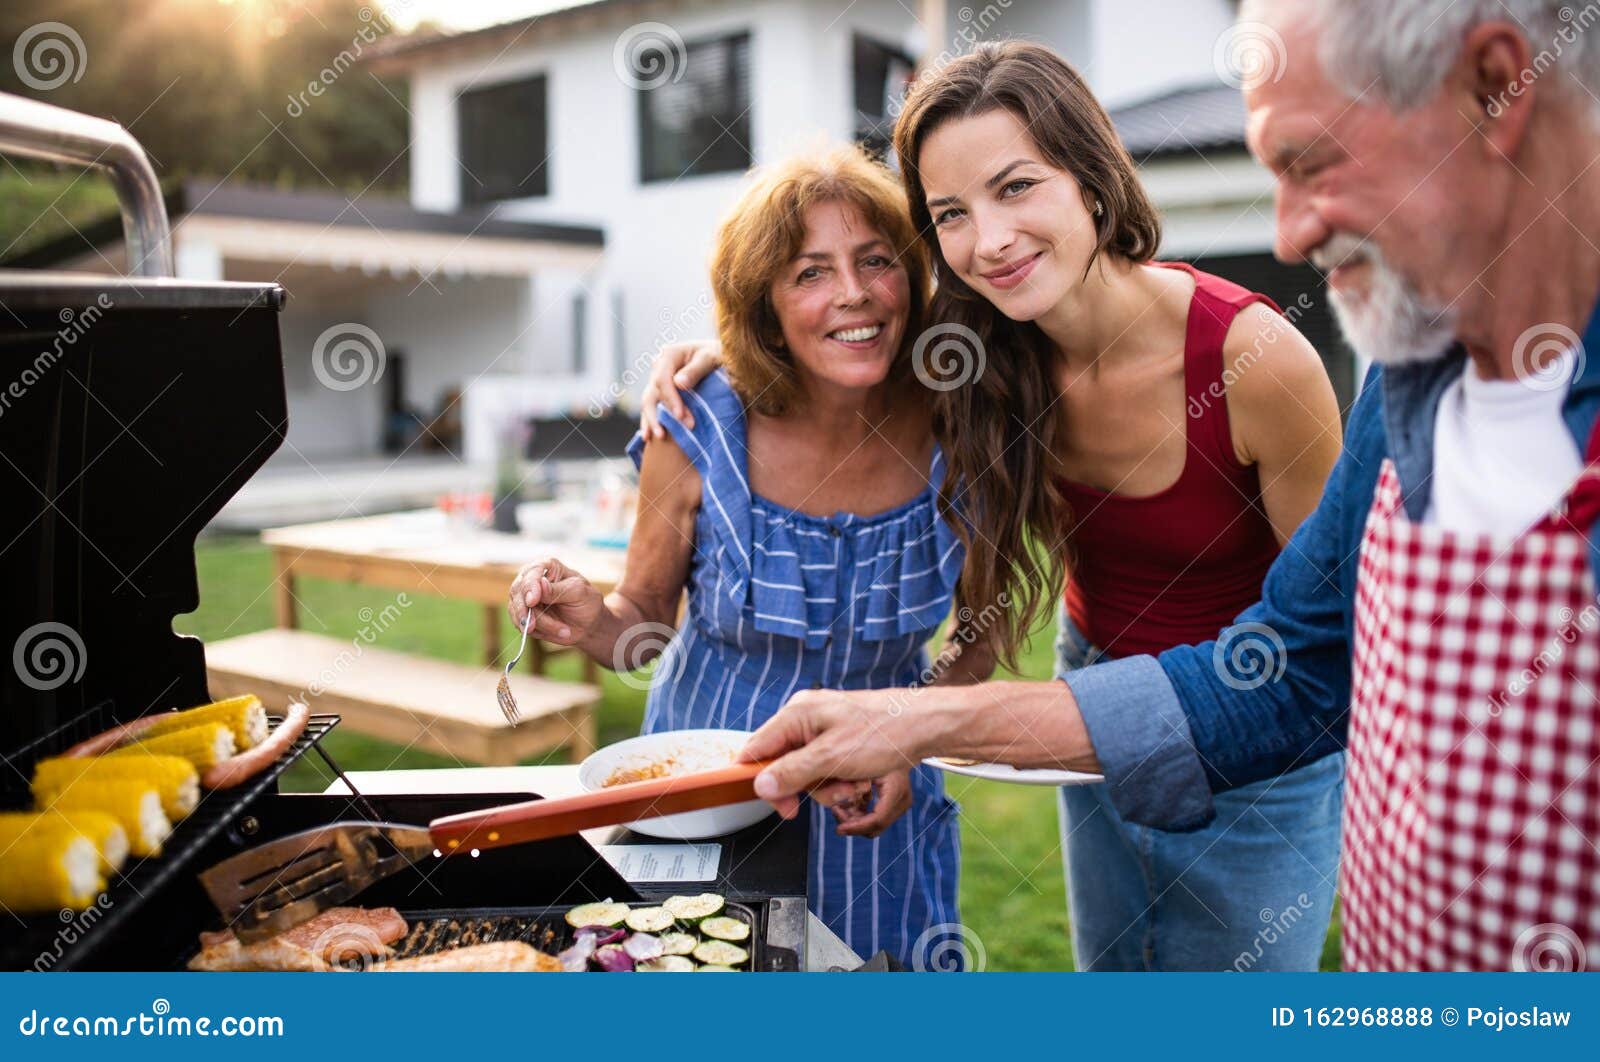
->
[204,629,600,767]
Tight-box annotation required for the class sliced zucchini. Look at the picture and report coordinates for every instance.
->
[564,900,631,929]
[659,932,699,956]
[697,964,739,972]
[624,906,675,933]
[698,916,750,943]
[637,955,696,972]
[662,893,725,925]
[692,940,749,967]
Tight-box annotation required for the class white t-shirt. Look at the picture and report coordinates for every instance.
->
[1422,351,1583,537]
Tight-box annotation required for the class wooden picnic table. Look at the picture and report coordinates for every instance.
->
[260,509,627,680]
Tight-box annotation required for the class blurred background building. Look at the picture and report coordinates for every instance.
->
[3,0,1356,524]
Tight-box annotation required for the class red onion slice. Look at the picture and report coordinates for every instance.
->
[578,925,626,946]
[558,933,598,972]
[592,944,634,972]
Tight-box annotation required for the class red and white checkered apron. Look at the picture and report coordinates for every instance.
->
[1342,424,1600,971]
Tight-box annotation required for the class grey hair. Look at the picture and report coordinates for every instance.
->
[1243,0,1600,119]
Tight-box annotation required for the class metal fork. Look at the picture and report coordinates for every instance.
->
[496,614,533,724]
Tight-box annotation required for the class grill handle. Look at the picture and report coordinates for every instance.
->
[428,760,774,852]
[0,91,173,277]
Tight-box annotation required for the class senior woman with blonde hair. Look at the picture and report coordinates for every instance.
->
[506,144,992,968]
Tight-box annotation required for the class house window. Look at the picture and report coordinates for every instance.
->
[458,74,549,205]
[611,290,626,389]
[638,32,752,183]
[853,34,914,159]
[571,291,588,375]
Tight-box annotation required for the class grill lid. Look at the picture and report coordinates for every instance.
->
[0,92,288,752]
[0,271,287,751]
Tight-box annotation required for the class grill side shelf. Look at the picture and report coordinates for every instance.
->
[1,712,341,971]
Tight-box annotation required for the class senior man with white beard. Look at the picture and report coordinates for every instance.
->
[741,0,1600,972]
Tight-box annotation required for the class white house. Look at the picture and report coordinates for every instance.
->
[375,0,1355,424]
[19,0,1358,503]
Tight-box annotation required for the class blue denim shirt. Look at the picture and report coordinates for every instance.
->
[1065,308,1600,832]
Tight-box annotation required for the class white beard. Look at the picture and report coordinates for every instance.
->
[1316,235,1458,367]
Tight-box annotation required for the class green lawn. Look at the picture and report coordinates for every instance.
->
[0,167,121,261]
[180,533,1337,971]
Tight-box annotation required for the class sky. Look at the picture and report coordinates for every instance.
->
[379,0,578,32]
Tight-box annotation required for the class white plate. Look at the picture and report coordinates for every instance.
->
[577,729,774,840]
[923,757,1103,787]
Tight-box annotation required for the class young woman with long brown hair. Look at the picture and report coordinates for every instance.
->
[642,42,1345,970]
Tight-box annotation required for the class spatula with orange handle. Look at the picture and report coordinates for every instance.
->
[200,760,773,942]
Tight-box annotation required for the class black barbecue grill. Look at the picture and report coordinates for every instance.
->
[0,699,809,970]
[0,92,810,973]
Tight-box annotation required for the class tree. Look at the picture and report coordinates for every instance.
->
[0,0,415,191]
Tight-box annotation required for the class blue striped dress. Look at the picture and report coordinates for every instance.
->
[625,370,965,968]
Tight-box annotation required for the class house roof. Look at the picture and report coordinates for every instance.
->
[3,178,603,270]
[1108,82,1250,161]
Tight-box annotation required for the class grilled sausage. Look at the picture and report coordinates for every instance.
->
[201,701,309,789]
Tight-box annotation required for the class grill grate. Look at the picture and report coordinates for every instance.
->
[391,914,563,960]
[0,702,342,970]
[387,901,759,969]
[0,700,121,804]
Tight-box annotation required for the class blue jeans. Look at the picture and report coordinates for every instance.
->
[1055,611,1344,971]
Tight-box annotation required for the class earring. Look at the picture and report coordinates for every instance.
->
[1093,199,1104,217]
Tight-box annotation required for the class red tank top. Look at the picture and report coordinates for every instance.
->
[1059,262,1282,659]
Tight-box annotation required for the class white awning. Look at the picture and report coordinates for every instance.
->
[176,214,602,279]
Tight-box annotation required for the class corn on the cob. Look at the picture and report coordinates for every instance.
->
[139,695,268,751]
[32,754,199,821]
[1,809,130,874]
[111,721,236,768]
[49,809,129,873]
[0,823,103,913]
[43,783,171,858]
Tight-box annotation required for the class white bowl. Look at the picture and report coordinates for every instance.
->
[577,729,774,840]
